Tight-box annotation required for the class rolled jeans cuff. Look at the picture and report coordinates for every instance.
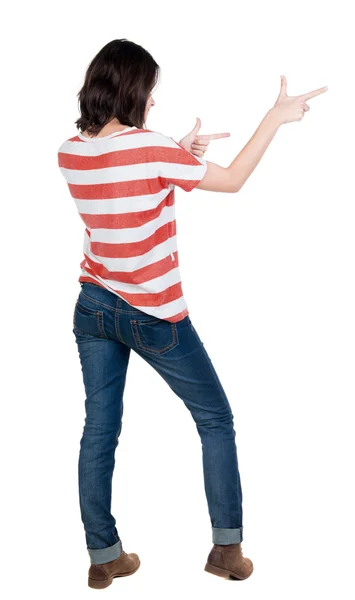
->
[88,538,123,565]
[212,526,243,544]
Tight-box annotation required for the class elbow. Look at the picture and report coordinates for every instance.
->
[228,175,241,193]
[224,182,240,193]
[233,180,243,193]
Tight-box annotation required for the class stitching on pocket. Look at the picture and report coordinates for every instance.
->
[130,319,178,354]
[75,302,108,339]
[97,311,108,339]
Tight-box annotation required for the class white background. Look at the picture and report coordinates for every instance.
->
[2,0,354,598]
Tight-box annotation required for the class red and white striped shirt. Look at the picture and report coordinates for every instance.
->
[57,126,207,322]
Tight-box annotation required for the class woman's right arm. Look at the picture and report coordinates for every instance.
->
[197,108,282,193]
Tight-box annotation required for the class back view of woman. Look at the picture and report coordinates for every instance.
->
[57,38,327,589]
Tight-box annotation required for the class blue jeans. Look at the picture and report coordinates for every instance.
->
[73,281,243,565]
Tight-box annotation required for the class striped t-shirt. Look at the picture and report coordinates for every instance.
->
[57,126,207,323]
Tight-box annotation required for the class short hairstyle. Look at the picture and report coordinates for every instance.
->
[75,38,160,135]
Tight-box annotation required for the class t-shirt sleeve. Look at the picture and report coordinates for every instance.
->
[146,132,208,192]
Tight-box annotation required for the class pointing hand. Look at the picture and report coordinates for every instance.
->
[179,118,230,157]
[272,75,328,125]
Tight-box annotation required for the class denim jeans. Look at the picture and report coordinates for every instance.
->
[73,281,243,565]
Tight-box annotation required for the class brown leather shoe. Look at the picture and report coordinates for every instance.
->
[204,543,254,580]
[88,550,140,589]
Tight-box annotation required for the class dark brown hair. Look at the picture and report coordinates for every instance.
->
[75,39,160,135]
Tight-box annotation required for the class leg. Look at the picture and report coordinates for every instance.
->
[124,314,243,545]
[73,326,131,564]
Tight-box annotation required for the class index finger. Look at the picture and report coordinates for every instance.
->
[197,132,231,141]
[299,86,328,101]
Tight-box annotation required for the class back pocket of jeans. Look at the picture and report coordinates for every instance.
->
[74,301,108,339]
[130,317,178,355]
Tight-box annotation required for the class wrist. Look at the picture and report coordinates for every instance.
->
[266,106,283,128]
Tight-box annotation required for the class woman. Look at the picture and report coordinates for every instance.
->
[57,38,327,588]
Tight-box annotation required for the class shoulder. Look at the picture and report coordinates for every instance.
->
[142,129,180,150]
[57,134,80,155]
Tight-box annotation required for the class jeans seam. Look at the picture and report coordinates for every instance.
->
[81,288,143,315]
[114,310,123,343]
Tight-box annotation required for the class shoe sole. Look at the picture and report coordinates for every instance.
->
[88,559,141,589]
[204,561,253,580]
